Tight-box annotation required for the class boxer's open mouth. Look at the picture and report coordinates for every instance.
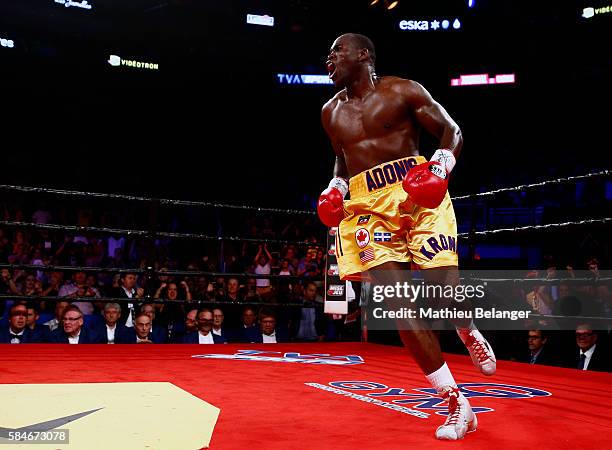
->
[326,61,336,79]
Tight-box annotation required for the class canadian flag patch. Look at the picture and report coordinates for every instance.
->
[355,228,370,248]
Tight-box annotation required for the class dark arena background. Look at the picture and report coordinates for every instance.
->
[0,1,610,449]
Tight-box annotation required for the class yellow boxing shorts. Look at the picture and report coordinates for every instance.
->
[335,156,458,280]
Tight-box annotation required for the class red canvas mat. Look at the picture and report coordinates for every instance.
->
[1,343,609,449]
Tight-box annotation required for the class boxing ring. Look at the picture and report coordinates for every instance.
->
[1,343,610,449]
[0,170,610,448]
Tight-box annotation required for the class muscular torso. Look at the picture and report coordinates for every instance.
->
[325,77,421,176]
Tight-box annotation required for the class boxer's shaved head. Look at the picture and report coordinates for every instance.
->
[338,33,376,67]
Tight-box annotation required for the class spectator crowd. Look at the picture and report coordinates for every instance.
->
[0,200,609,372]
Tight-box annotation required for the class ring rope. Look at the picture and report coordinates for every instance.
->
[0,184,316,215]
[2,171,608,216]
[3,263,606,284]
[0,293,310,308]
[458,217,611,239]
[0,262,323,281]
[461,276,612,283]
[0,221,316,247]
[451,170,610,201]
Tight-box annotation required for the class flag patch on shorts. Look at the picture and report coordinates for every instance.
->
[355,228,370,248]
[357,215,371,225]
[374,231,392,242]
[359,247,375,264]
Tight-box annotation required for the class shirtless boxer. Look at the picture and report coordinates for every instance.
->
[318,33,496,440]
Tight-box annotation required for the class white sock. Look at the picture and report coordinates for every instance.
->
[426,362,457,392]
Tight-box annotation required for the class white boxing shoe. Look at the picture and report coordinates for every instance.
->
[435,387,477,440]
[457,328,496,376]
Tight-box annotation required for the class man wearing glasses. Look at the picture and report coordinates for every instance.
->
[574,323,609,372]
[50,306,103,344]
[245,309,289,344]
[525,330,557,366]
[183,309,227,344]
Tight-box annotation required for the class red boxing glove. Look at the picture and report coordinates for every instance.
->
[317,187,345,227]
[317,176,349,229]
[402,161,448,209]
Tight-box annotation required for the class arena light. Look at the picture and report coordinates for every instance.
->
[53,0,93,10]
[450,73,516,87]
[0,38,15,48]
[386,0,399,10]
[369,0,399,11]
[246,14,275,27]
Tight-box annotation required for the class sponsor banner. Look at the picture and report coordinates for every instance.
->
[246,14,274,26]
[193,349,364,365]
[306,380,551,417]
[277,74,333,85]
[325,227,348,314]
[54,0,93,10]
[108,54,159,70]
[399,18,462,31]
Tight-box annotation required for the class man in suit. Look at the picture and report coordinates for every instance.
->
[118,313,158,344]
[0,303,38,343]
[291,281,327,341]
[139,303,168,343]
[573,323,610,372]
[525,330,558,366]
[229,305,259,343]
[109,272,144,327]
[170,308,198,343]
[25,302,51,343]
[50,305,103,344]
[245,308,289,344]
[183,309,227,344]
[211,308,230,341]
[95,302,130,344]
